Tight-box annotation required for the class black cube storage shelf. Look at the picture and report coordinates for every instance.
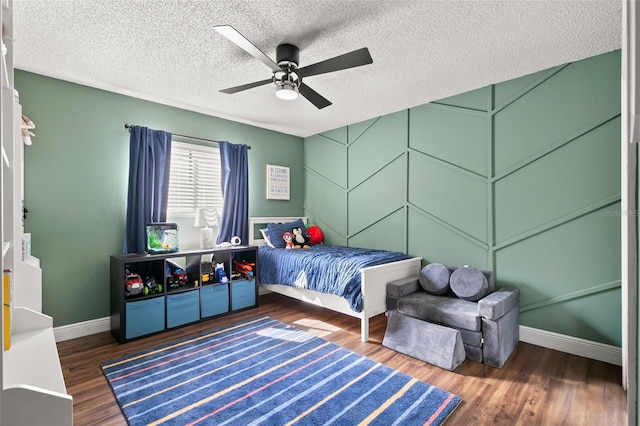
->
[110,246,258,343]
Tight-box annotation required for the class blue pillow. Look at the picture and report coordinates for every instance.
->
[267,219,308,249]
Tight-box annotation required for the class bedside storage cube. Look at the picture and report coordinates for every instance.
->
[231,279,256,310]
[125,296,165,339]
[167,290,200,328]
[201,284,229,318]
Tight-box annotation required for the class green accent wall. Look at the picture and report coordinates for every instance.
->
[304,50,622,346]
[14,71,304,327]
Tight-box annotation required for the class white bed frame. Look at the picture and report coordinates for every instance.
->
[249,217,422,342]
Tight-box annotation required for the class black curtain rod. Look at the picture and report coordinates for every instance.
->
[124,124,251,149]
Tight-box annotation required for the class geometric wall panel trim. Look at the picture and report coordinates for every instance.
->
[493,65,564,111]
[408,207,489,269]
[494,203,621,327]
[348,208,406,252]
[304,134,347,188]
[348,117,378,143]
[304,210,347,246]
[518,287,621,347]
[304,170,347,234]
[348,110,407,188]
[408,152,488,243]
[432,86,488,111]
[493,116,621,244]
[520,279,621,313]
[493,112,621,181]
[493,50,621,175]
[348,156,406,235]
[409,104,487,176]
[318,126,347,144]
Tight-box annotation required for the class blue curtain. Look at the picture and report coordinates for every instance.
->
[123,126,172,254]
[217,141,249,245]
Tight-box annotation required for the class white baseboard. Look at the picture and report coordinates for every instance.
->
[53,316,111,342]
[51,316,622,366]
[519,325,622,366]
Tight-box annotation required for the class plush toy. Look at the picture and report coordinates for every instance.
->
[292,227,310,249]
[283,231,294,249]
[306,225,324,245]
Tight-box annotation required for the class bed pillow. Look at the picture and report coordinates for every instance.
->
[259,228,275,248]
[450,265,489,301]
[267,219,308,249]
[418,263,450,295]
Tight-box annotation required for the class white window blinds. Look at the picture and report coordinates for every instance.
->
[167,141,224,217]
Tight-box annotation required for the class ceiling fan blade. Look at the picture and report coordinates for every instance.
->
[298,83,332,109]
[298,47,373,78]
[213,25,281,72]
[220,78,272,94]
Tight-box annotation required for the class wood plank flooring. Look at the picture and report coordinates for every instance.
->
[56,293,627,425]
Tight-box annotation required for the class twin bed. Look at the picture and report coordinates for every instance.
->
[248,217,422,342]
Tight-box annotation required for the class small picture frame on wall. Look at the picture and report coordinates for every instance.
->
[266,164,290,200]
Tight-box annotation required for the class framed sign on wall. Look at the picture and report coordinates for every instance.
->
[266,164,290,200]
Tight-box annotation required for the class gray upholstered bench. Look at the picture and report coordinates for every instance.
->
[383,265,520,369]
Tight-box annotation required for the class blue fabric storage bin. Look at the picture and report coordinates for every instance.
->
[125,296,165,339]
[167,290,200,328]
[231,279,256,310]
[201,284,229,318]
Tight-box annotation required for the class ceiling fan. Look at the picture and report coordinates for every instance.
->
[213,25,373,109]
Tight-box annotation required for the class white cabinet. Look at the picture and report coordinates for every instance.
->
[1,1,73,424]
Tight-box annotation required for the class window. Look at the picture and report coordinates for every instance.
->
[166,141,223,217]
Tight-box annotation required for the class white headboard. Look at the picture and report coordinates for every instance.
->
[248,216,309,246]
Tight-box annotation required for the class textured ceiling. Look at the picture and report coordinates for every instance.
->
[13,0,621,138]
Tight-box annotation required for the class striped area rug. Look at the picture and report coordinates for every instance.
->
[102,316,461,425]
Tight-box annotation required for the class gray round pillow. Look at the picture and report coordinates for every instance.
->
[450,265,489,301]
[418,263,450,295]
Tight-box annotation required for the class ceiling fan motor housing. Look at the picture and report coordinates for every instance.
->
[276,43,299,67]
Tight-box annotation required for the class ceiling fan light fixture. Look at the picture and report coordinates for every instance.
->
[275,80,299,100]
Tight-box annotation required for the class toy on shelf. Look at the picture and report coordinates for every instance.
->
[201,260,213,283]
[173,268,188,284]
[233,260,255,279]
[215,263,228,283]
[166,267,189,290]
[125,271,144,297]
[143,276,162,295]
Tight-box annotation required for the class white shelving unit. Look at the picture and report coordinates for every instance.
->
[1,1,73,424]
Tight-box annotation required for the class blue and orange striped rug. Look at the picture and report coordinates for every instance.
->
[102,316,461,425]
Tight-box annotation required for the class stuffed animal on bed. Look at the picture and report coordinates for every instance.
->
[306,225,324,245]
[292,227,311,249]
[283,231,295,249]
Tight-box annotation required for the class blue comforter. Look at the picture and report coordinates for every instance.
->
[258,245,409,312]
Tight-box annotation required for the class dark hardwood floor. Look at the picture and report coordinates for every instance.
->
[57,293,627,425]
